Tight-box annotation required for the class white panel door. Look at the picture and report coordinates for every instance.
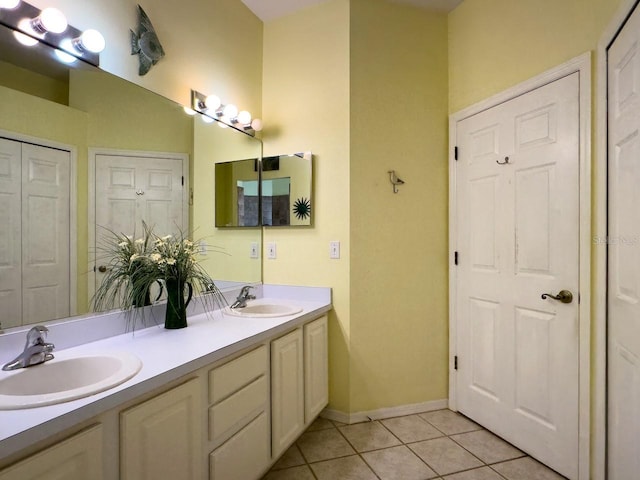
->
[94,153,185,291]
[455,73,580,478]
[22,144,70,325]
[0,138,22,328]
[608,5,640,478]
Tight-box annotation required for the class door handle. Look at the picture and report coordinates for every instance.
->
[541,290,573,304]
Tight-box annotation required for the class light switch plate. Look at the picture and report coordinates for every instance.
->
[330,241,340,259]
[199,240,207,255]
[250,242,259,259]
[267,242,277,259]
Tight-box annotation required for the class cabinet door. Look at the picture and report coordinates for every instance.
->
[271,328,304,458]
[0,425,103,480]
[304,315,329,423]
[120,379,202,480]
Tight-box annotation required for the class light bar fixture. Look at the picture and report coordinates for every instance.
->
[189,89,263,136]
[0,0,105,66]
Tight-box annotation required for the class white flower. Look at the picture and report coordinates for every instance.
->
[135,238,144,245]
[118,241,128,248]
[130,253,140,262]
[162,235,173,241]
[166,258,176,265]
[150,253,161,263]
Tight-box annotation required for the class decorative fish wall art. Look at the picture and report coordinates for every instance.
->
[130,4,165,76]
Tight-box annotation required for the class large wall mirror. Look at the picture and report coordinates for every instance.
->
[0,23,261,331]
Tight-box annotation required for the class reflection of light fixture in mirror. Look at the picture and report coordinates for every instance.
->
[13,20,38,45]
[218,121,229,129]
[54,47,77,64]
[183,106,197,115]
[72,29,105,53]
[201,115,214,124]
[0,0,20,9]
[30,7,67,34]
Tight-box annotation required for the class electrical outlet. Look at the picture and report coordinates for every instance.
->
[199,240,207,255]
[267,242,277,259]
[250,242,259,259]
[330,241,340,259]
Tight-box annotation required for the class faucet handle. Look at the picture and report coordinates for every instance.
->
[25,325,49,349]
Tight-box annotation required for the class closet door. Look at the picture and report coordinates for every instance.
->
[22,143,71,324]
[0,138,22,328]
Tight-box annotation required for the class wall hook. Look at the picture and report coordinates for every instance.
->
[388,170,405,194]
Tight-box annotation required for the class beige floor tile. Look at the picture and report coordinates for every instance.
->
[262,465,315,480]
[297,427,356,462]
[310,455,378,480]
[339,421,402,452]
[419,410,482,435]
[362,445,438,480]
[451,430,523,464]
[492,457,566,480]
[382,414,445,443]
[443,466,505,480]
[271,444,306,470]
[409,437,483,476]
[306,416,336,432]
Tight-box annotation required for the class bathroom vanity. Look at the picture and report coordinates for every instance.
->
[0,285,331,480]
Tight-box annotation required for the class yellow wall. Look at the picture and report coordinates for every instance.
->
[262,0,352,412]
[350,0,449,411]
[448,0,622,112]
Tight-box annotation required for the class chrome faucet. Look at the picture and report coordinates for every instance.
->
[230,286,256,309]
[2,325,55,371]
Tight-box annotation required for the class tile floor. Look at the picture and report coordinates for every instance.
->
[262,409,566,480]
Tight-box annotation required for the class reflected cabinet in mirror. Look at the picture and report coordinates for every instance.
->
[215,152,312,228]
[0,23,262,330]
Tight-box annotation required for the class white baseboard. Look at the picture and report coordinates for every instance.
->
[321,399,448,425]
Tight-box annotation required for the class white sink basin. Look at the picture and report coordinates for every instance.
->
[0,351,142,410]
[224,302,303,318]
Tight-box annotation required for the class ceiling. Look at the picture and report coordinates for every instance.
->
[241,0,464,22]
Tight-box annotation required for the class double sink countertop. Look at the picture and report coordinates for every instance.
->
[0,284,331,462]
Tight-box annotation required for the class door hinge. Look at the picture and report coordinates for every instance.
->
[454,251,459,265]
[181,175,184,186]
[454,146,458,161]
[454,355,458,370]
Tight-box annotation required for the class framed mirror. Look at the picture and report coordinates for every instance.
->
[0,23,262,330]
[215,152,312,228]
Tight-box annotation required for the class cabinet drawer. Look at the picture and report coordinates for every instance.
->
[210,411,270,480]
[209,345,267,404]
[209,375,268,446]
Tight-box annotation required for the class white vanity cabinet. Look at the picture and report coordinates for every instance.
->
[120,378,202,480]
[271,315,329,459]
[208,345,270,480]
[0,425,103,480]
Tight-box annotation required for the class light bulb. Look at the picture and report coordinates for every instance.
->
[218,121,229,129]
[237,110,252,125]
[223,104,238,119]
[14,20,39,45]
[32,7,67,34]
[74,29,105,53]
[201,115,214,124]
[54,48,76,64]
[205,95,221,110]
[0,0,20,9]
[183,106,197,115]
[250,118,263,132]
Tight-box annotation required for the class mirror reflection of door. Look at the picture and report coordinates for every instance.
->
[0,137,72,328]
[92,151,188,304]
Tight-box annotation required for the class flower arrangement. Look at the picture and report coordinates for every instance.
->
[92,223,226,329]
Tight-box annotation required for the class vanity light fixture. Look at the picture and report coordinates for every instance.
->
[201,115,215,124]
[190,89,262,136]
[0,0,104,66]
[183,106,197,115]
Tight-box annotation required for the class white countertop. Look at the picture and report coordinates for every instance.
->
[0,285,331,462]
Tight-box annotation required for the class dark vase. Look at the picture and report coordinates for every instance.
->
[133,280,163,308]
[164,278,193,329]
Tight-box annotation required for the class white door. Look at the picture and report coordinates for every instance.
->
[93,153,186,292]
[0,138,70,328]
[607,5,640,478]
[455,73,580,478]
